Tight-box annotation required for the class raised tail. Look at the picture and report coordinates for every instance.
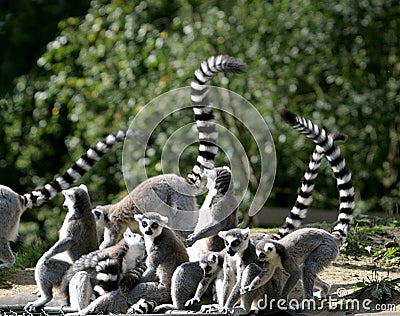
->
[272,133,347,240]
[280,109,355,243]
[23,129,148,208]
[186,55,246,186]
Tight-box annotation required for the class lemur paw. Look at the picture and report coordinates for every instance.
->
[185,297,200,307]
[24,302,40,312]
[185,234,197,247]
[313,290,327,299]
[240,285,254,294]
[200,303,222,313]
[228,307,246,316]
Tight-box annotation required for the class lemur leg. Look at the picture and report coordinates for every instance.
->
[313,277,331,299]
[0,237,14,270]
[25,279,54,311]
[302,244,338,300]
[80,290,129,315]
[69,271,92,311]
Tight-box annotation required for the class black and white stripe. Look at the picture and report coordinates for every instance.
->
[273,133,347,240]
[118,260,147,296]
[23,129,148,208]
[60,236,130,297]
[127,299,157,314]
[187,55,246,186]
[279,109,355,243]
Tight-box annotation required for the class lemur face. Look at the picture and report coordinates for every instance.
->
[134,212,168,238]
[256,242,277,262]
[218,228,250,257]
[92,207,108,229]
[123,228,145,249]
[62,189,76,210]
[200,253,221,275]
[62,184,89,212]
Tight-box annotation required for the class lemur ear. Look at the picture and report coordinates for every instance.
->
[61,188,71,196]
[134,214,144,222]
[218,231,228,239]
[92,208,103,219]
[242,227,250,240]
[125,227,133,234]
[159,215,169,226]
[79,184,89,193]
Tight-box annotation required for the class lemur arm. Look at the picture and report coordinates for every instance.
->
[185,274,216,306]
[280,256,301,300]
[186,218,231,247]
[140,265,158,283]
[240,263,276,294]
[225,276,242,310]
[99,227,120,249]
[42,236,75,263]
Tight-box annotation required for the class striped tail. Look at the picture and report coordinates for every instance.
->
[272,133,347,240]
[186,55,246,186]
[23,129,149,208]
[280,109,355,243]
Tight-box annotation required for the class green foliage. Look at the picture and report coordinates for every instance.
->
[340,214,399,257]
[354,271,400,302]
[0,0,399,247]
[374,246,400,266]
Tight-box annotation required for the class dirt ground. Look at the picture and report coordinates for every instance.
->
[0,226,399,315]
[0,255,398,315]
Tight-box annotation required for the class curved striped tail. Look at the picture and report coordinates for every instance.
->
[280,109,355,243]
[186,55,246,186]
[272,133,347,240]
[23,129,149,208]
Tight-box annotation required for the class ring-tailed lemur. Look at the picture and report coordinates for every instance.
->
[0,129,147,270]
[197,228,258,314]
[24,184,98,311]
[272,132,348,240]
[94,56,246,249]
[79,212,189,314]
[185,166,239,260]
[231,240,301,316]
[60,227,146,307]
[153,251,224,312]
[153,166,238,312]
[235,110,355,314]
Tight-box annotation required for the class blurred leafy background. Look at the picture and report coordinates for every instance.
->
[0,0,398,249]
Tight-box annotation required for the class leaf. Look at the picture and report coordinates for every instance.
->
[371,287,383,301]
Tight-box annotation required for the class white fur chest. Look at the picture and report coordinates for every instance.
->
[122,247,144,274]
[144,235,155,255]
[59,211,74,239]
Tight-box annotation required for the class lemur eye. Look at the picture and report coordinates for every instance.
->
[142,222,148,228]
[151,223,159,229]
[225,241,229,246]
[232,240,240,247]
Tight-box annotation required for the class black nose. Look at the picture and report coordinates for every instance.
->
[63,204,68,209]
[227,248,235,256]
[145,230,153,235]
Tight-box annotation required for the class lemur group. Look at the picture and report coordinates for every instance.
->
[0,55,355,315]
